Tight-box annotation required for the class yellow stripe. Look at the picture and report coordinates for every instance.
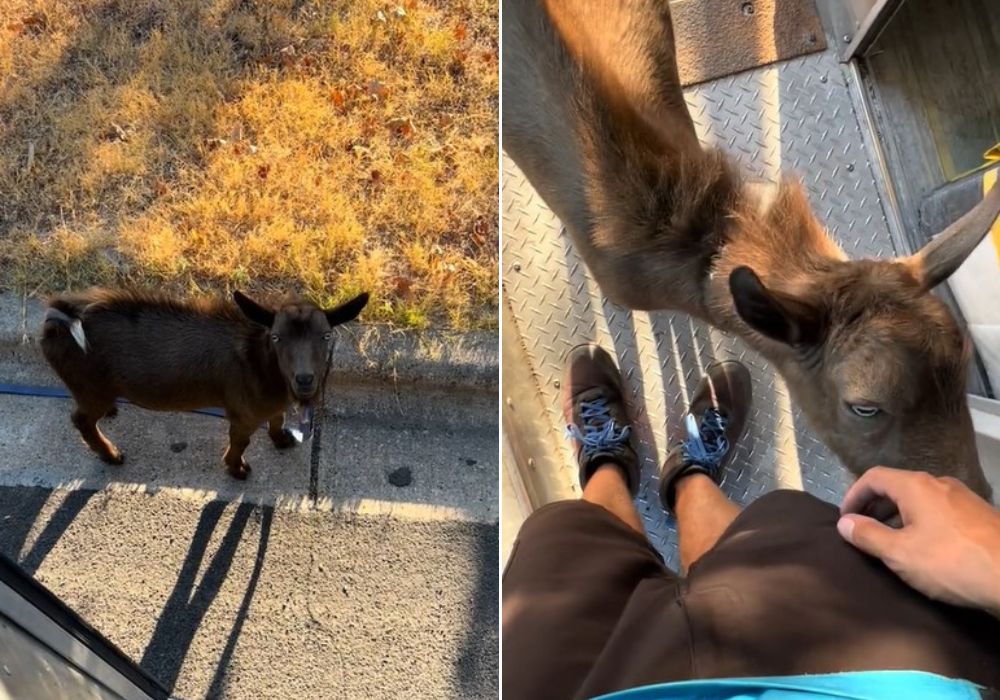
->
[986,167,1000,268]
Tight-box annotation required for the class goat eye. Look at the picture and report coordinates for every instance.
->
[323,332,332,341]
[849,404,881,418]
[270,334,280,343]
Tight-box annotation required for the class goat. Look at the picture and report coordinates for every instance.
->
[40,289,369,479]
[503,0,1000,499]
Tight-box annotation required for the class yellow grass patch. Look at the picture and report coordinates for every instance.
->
[0,0,498,329]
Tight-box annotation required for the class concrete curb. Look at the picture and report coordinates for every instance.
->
[0,293,497,392]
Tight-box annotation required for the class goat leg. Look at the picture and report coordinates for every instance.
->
[71,405,124,465]
[224,421,255,479]
[268,413,298,450]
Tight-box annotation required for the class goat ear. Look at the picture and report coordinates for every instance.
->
[233,291,275,328]
[905,180,1000,289]
[325,292,369,326]
[729,267,823,346]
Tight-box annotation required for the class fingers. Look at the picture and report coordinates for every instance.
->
[840,466,915,516]
[837,514,900,559]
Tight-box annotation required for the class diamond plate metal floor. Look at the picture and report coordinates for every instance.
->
[502,50,899,568]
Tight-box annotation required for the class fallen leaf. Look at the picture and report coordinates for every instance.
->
[330,89,345,107]
[472,216,489,245]
[392,276,414,298]
[453,23,467,41]
[154,180,169,197]
[21,13,47,34]
[449,53,467,80]
[387,116,415,139]
[366,80,387,101]
[257,164,271,180]
[102,123,129,142]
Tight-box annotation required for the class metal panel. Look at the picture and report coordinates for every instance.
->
[670,0,826,87]
[502,50,897,567]
[841,0,906,60]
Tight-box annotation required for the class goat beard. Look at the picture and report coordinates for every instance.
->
[287,400,316,442]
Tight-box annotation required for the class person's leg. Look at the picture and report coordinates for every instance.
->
[674,473,740,571]
[503,345,671,700]
[563,344,643,528]
[680,489,1000,687]
[583,462,645,534]
[658,361,753,571]
[502,500,672,700]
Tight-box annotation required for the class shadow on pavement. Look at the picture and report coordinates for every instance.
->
[455,522,500,698]
[205,506,273,699]
[140,500,269,694]
[0,486,96,576]
[19,490,97,576]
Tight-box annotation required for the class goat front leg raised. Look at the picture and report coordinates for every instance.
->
[223,421,255,479]
[268,412,298,449]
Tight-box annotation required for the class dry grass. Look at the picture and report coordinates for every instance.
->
[0,0,498,329]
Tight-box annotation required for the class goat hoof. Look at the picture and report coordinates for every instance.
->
[101,451,125,466]
[271,428,298,450]
[227,461,251,480]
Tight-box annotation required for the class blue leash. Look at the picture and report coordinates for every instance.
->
[0,382,227,418]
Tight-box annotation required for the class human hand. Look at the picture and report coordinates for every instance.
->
[837,466,1000,618]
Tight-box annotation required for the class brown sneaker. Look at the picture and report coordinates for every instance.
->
[561,344,640,495]
[658,361,752,514]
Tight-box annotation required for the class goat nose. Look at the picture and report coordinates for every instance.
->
[295,373,315,387]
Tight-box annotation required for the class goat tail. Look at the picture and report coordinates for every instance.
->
[41,297,90,354]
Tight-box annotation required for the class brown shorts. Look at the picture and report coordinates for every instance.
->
[502,490,1000,700]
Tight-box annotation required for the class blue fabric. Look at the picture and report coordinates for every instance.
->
[593,671,983,700]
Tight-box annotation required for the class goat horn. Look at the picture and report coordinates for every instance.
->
[907,179,1000,289]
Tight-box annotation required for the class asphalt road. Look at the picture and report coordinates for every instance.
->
[0,359,498,699]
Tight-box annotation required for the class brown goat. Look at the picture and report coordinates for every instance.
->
[40,289,369,479]
[503,0,1000,498]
